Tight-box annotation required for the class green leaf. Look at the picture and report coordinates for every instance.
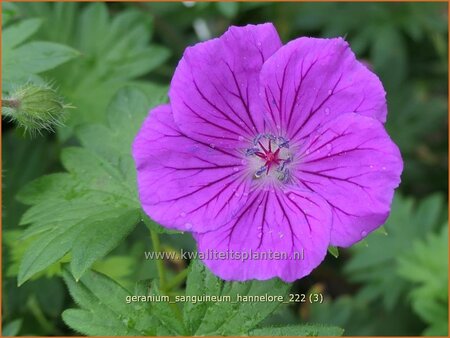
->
[132,281,178,336]
[77,85,166,159]
[2,319,23,336]
[149,283,186,335]
[308,293,420,336]
[371,24,407,89]
[18,216,82,285]
[63,268,179,336]
[216,2,239,19]
[344,193,446,310]
[1,15,75,92]
[397,224,448,336]
[2,18,42,48]
[62,261,338,336]
[5,229,70,281]
[183,259,223,334]
[16,3,170,132]
[92,256,136,286]
[249,324,344,336]
[17,87,165,284]
[62,268,149,336]
[184,260,291,335]
[2,131,57,229]
[70,209,140,280]
[3,39,79,85]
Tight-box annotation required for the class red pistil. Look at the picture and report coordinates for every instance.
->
[258,139,282,174]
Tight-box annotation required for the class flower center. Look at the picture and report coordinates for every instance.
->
[245,134,292,182]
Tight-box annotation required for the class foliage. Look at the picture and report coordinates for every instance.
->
[2,14,77,133]
[2,17,78,92]
[398,225,448,336]
[307,194,448,336]
[13,2,170,137]
[2,319,23,336]
[62,261,342,336]
[345,194,446,310]
[15,87,166,285]
[2,2,448,336]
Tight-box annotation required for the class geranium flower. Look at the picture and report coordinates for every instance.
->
[133,23,403,282]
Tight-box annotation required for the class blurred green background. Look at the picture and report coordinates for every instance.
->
[2,2,448,336]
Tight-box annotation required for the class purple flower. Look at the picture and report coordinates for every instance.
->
[132,23,403,282]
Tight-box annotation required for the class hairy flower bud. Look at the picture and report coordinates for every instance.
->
[2,83,72,134]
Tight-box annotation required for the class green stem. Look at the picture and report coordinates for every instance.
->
[150,230,166,290]
[149,230,184,328]
[165,268,189,292]
[27,297,54,334]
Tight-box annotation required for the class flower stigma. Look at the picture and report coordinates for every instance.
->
[245,133,292,183]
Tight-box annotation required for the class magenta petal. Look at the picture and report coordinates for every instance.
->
[259,37,387,141]
[194,188,332,282]
[132,104,251,232]
[295,113,403,247]
[169,23,282,148]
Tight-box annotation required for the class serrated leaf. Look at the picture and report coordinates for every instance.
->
[63,268,177,336]
[2,18,42,48]
[3,41,79,84]
[184,260,290,335]
[149,283,186,335]
[77,85,166,159]
[17,87,165,284]
[16,173,77,206]
[63,309,134,336]
[16,3,170,132]
[62,261,337,336]
[344,193,446,310]
[70,209,140,280]
[108,46,170,80]
[397,224,448,336]
[77,3,109,53]
[5,229,70,280]
[308,292,422,335]
[62,268,148,336]
[18,219,81,285]
[132,281,177,336]
[183,260,223,334]
[249,324,344,336]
